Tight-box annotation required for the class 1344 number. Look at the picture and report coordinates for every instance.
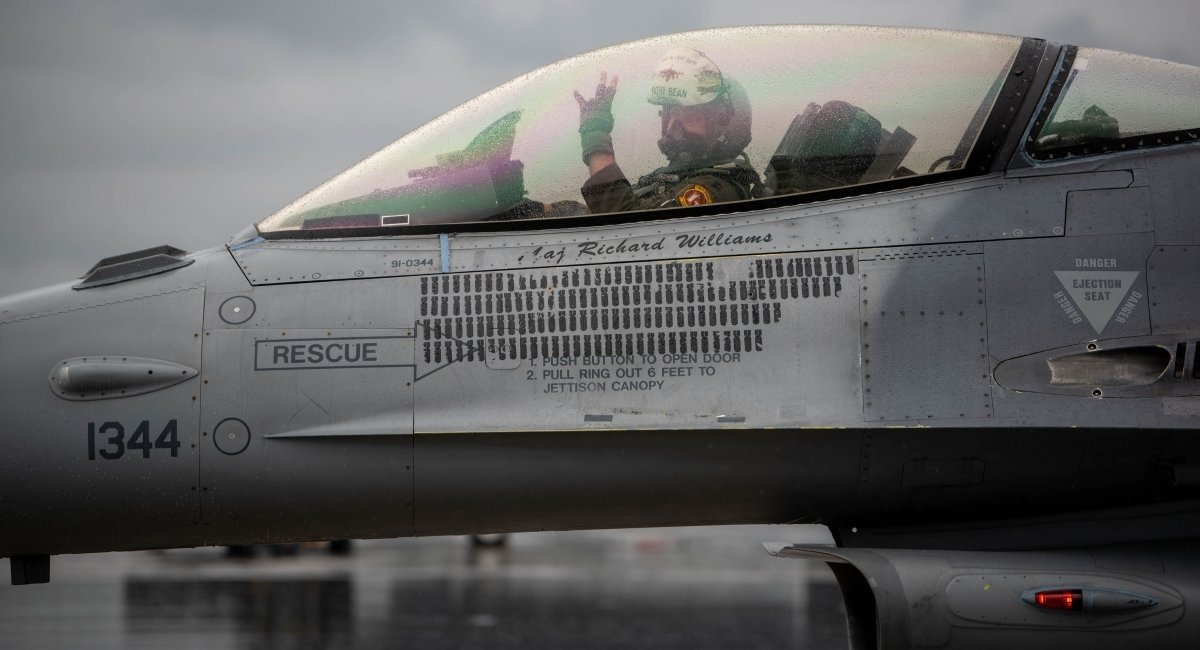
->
[87,420,180,460]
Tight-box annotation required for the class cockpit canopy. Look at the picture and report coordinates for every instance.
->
[1031,47,1200,157]
[253,25,1198,235]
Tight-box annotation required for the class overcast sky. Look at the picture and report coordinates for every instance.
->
[2,0,1197,297]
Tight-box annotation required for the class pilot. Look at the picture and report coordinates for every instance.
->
[574,48,760,214]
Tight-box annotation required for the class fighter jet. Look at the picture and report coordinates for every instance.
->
[2,25,1198,649]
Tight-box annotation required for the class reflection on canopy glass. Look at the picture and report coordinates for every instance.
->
[257,26,1022,233]
[1033,47,1200,156]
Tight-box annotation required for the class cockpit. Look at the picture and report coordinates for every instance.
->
[253,26,1200,236]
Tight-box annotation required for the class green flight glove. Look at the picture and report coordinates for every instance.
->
[574,73,618,165]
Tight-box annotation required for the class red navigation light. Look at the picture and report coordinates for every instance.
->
[1033,589,1083,611]
[1022,585,1160,613]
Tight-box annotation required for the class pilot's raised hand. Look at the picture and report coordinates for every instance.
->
[574,72,619,167]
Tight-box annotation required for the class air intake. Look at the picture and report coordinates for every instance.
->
[1047,346,1172,387]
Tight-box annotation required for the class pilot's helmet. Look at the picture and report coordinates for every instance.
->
[648,47,725,108]
[647,48,751,163]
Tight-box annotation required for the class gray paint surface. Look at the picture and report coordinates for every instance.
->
[0,24,1199,649]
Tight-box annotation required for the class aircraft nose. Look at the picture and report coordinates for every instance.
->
[0,275,206,558]
[0,282,78,408]
[0,280,72,322]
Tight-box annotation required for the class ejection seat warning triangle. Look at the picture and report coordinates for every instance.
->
[1054,271,1140,334]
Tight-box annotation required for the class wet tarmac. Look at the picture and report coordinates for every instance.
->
[0,525,847,649]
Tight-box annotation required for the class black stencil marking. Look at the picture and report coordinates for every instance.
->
[419,255,855,364]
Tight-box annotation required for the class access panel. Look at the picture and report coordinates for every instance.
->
[859,244,993,421]
[199,326,415,545]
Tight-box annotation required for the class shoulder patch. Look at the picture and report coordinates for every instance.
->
[677,184,713,206]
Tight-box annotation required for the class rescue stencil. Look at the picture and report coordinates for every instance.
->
[254,337,414,370]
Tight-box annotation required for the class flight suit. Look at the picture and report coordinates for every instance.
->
[581,158,759,215]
